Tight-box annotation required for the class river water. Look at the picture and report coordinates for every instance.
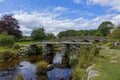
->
[0,53,72,80]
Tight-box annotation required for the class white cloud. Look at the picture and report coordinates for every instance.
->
[53,6,69,12]
[12,10,86,35]
[0,0,4,3]
[73,0,82,4]
[11,9,120,36]
[87,0,120,11]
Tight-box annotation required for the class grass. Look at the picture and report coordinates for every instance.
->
[92,46,120,80]
[0,47,17,52]
[16,41,42,46]
[36,61,49,74]
[16,41,34,46]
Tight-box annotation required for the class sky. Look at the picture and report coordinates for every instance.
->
[0,0,120,35]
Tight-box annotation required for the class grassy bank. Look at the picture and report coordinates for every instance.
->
[92,46,120,80]
[0,47,17,53]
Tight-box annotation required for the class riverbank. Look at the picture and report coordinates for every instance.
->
[92,46,120,80]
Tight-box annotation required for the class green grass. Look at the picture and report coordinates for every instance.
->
[16,41,42,46]
[16,41,34,46]
[92,47,120,80]
[0,47,17,52]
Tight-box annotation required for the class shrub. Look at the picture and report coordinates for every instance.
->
[36,61,49,74]
[0,32,15,47]
[13,44,21,49]
[87,53,95,65]
[36,44,43,54]
[72,46,100,80]
[78,55,88,69]
[14,74,24,80]
[0,50,15,60]
[90,47,99,56]
[69,58,78,67]
[73,67,87,80]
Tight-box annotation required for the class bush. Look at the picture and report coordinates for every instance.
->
[31,27,46,41]
[78,55,88,69]
[0,50,15,60]
[36,43,43,54]
[36,61,49,74]
[73,67,87,80]
[90,46,99,56]
[13,44,21,49]
[72,46,99,80]
[0,32,15,47]
[14,74,24,80]
[69,58,78,67]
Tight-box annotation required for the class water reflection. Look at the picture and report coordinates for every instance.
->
[47,68,72,80]
[17,61,37,80]
[0,54,72,80]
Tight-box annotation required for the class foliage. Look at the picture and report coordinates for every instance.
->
[0,31,15,47]
[16,41,34,46]
[0,14,22,39]
[57,21,114,38]
[92,46,120,80]
[31,27,46,41]
[13,44,21,49]
[69,58,78,67]
[98,21,114,36]
[57,30,77,38]
[14,74,24,80]
[90,46,100,56]
[108,27,120,42]
[57,29,103,38]
[36,61,49,74]
[37,43,43,54]
[94,30,103,36]
[73,67,87,80]
[77,46,99,68]
[72,46,99,80]
[18,36,32,42]
[46,33,56,40]
[0,50,15,60]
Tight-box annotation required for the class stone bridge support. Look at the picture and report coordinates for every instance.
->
[61,44,70,57]
[43,44,54,56]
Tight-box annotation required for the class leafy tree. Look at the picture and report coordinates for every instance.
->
[57,30,77,38]
[31,27,46,41]
[108,27,120,41]
[57,31,66,38]
[0,14,22,39]
[98,21,114,36]
[0,31,15,47]
[46,33,56,40]
[95,30,103,36]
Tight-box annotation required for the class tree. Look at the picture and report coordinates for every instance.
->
[57,30,77,38]
[46,33,56,40]
[108,27,120,41]
[31,27,46,41]
[98,21,114,36]
[94,30,103,36]
[0,31,15,47]
[0,14,22,39]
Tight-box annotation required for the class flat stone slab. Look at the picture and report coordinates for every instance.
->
[87,64,98,80]
[87,70,98,80]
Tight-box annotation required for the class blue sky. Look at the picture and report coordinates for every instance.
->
[0,0,120,35]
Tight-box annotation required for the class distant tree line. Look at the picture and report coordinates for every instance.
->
[57,21,114,38]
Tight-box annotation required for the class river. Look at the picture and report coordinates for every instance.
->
[0,53,72,80]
